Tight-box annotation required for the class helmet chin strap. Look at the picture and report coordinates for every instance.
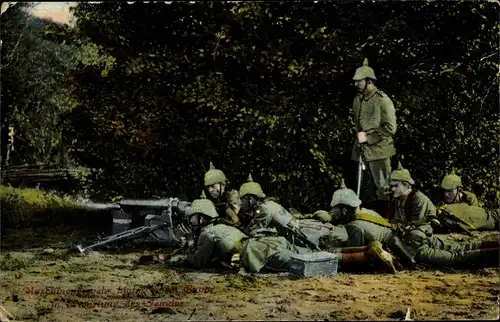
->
[452,188,461,203]
[362,79,369,95]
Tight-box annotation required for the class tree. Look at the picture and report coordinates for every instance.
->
[64,1,499,208]
[1,3,78,167]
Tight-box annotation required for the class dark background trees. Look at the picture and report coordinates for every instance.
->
[2,1,498,211]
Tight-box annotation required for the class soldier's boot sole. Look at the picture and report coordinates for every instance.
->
[480,247,500,267]
[367,241,397,274]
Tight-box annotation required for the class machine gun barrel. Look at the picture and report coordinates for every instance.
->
[118,198,172,208]
[117,198,192,217]
[79,202,121,211]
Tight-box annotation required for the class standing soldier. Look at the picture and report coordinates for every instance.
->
[351,58,397,218]
[440,170,480,207]
[202,161,242,227]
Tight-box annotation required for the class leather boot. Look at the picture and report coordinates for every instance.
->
[476,248,499,267]
[340,246,368,254]
[481,247,499,265]
[340,251,368,266]
[366,241,397,274]
[480,240,499,249]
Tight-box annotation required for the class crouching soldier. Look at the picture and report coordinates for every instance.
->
[183,198,248,269]
[237,174,397,274]
[202,161,242,227]
[440,170,480,207]
[436,170,498,232]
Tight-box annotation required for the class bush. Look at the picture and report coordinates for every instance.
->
[0,185,109,229]
[57,1,499,211]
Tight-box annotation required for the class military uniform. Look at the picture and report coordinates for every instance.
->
[292,218,349,250]
[187,222,248,268]
[385,165,499,268]
[346,208,393,246]
[435,171,497,232]
[292,182,395,250]
[458,191,480,207]
[234,174,304,272]
[240,236,309,273]
[339,203,499,269]
[388,163,437,233]
[351,59,397,204]
[209,189,243,226]
[438,203,499,232]
[202,162,242,227]
[398,229,498,269]
[440,171,480,207]
[391,190,437,229]
[238,198,393,273]
[184,198,248,269]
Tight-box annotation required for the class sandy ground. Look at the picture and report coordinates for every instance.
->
[0,227,498,321]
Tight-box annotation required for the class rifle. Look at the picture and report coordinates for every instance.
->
[286,222,322,252]
[436,203,475,236]
[76,198,193,254]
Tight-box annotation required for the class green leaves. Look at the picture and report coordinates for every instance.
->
[57,1,500,209]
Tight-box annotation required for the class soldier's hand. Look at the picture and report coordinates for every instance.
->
[357,131,368,144]
[430,219,441,228]
[178,223,191,235]
[179,237,188,249]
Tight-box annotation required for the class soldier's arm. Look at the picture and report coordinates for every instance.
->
[270,202,296,234]
[407,193,437,226]
[464,191,480,207]
[351,96,360,133]
[366,96,397,145]
[345,223,366,247]
[226,190,242,226]
[244,209,273,236]
[186,231,215,268]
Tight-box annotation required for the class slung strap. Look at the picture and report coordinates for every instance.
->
[355,212,394,229]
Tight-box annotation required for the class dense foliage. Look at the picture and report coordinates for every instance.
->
[0,3,77,167]
[3,1,499,211]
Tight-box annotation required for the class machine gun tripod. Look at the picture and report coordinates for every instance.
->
[76,197,193,254]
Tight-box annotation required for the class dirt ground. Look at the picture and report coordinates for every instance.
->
[0,227,498,321]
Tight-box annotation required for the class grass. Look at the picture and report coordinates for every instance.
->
[0,185,109,229]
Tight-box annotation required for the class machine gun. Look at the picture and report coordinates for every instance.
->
[76,198,193,254]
